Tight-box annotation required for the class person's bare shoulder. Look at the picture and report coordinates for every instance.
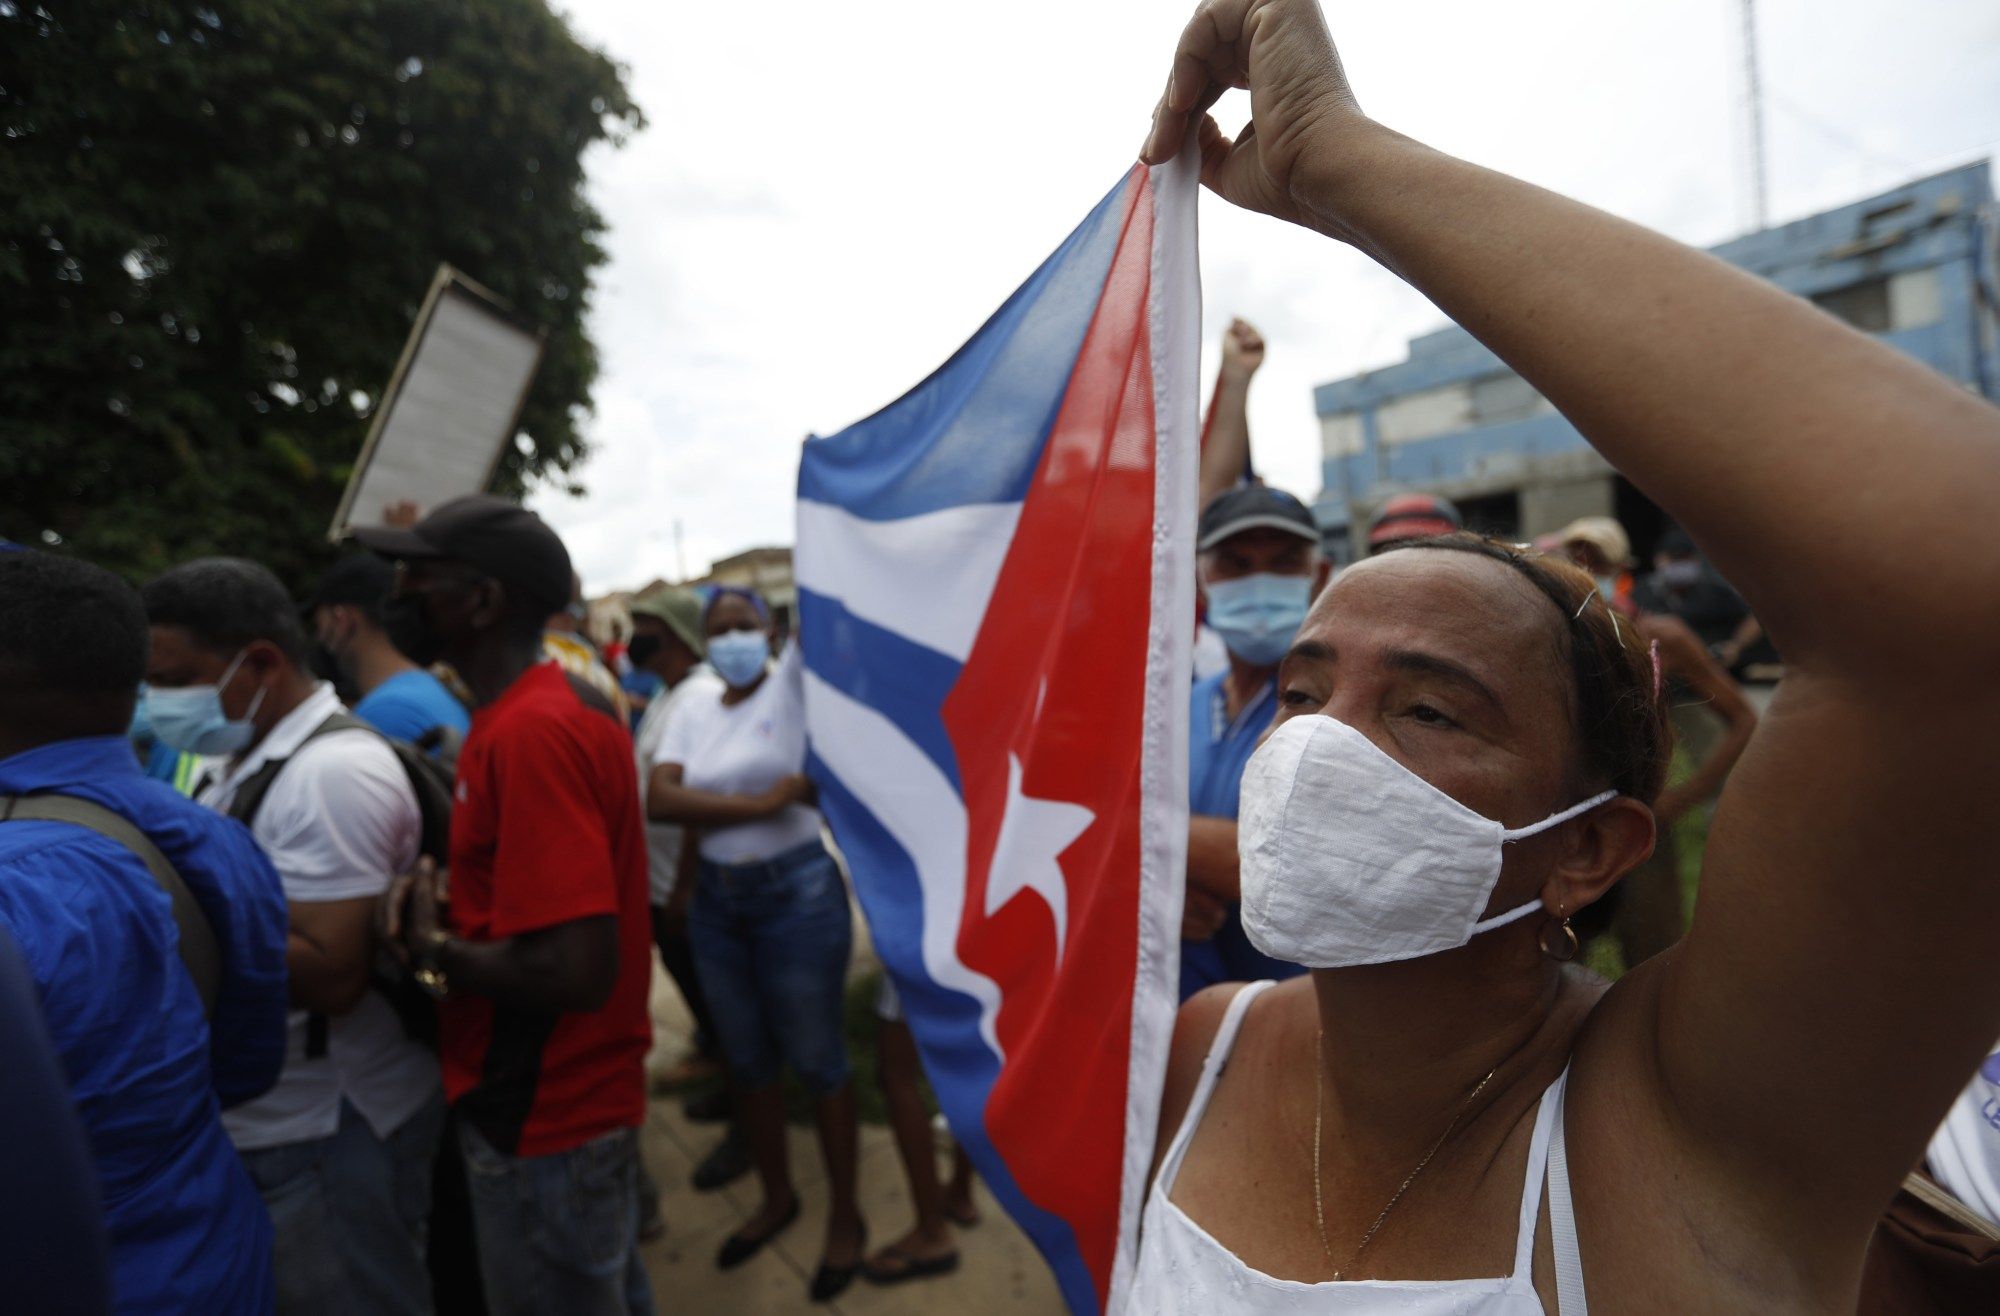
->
[1152,983,1252,1184]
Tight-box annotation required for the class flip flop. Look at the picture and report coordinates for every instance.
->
[944,1203,982,1229]
[863,1245,963,1286]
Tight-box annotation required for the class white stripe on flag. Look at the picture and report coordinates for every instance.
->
[795,499,1022,663]
[801,667,1006,1061]
[1107,141,1202,1316]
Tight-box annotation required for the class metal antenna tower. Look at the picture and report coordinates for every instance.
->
[1740,0,1771,231]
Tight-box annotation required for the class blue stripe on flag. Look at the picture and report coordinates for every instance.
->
[796,585,964,790]
[797,171,1136,521]
[808,758,1099,1311]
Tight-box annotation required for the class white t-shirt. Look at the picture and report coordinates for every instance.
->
[655,648,822,865]
[196,683,439,1151]
[632,663,726,903]
[1926,1043,2000,1225]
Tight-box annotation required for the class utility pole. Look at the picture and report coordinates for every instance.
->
[1740,0,1770,232]
[674,518,687,582]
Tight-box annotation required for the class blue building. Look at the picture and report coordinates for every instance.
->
[1311,161,2000,562]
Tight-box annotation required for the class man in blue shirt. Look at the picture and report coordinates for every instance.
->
[0,550,289,1313]
[0,922,112,1316]
[306,553,471,746]
[1181,485,1327,1000]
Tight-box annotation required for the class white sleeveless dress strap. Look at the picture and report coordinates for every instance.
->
[1130,980,1589,1315]
[1545,1066,1587,1313]
[1508,1057,1561,1281]
[1155,979,1277,1194]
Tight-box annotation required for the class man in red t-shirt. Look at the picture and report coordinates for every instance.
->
[360,496,654,1316]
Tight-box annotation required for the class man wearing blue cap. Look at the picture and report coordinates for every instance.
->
[1181,484,1327,998]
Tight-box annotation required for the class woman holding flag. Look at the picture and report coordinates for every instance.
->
[1134,1,2000,1311]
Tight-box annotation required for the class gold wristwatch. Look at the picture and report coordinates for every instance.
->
[413,928,452,999]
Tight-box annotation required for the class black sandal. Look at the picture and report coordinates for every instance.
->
[714,1198,799,1270]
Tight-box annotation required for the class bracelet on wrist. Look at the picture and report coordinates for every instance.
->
[413,929,452,998]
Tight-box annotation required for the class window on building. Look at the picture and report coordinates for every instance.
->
[1454,491,1521,541]
[1469,372,1550,426]
[1320,410,1365,458]
[1812,268,1944,335]
[1814,279,1892,333]
[1375,382,1474,446]
[1888,268,1944,329]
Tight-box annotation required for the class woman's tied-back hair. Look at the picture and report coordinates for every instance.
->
[1382,532,1674,806]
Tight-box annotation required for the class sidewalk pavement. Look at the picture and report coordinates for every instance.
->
[637,951,1065,1315]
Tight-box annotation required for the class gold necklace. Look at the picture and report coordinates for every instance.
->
[1312,1033,1498,1282]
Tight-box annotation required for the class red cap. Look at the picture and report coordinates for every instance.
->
[1367,493,1463,547]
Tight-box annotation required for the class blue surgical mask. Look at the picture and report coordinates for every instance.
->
[144,649,265,755]
[128,686,154,743]
[706,629,771,689]
[1204,573,1312,667]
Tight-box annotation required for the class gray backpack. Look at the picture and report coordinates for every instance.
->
[0,794,220,1015]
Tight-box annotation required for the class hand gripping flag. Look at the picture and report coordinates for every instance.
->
[795,150,1198,1316]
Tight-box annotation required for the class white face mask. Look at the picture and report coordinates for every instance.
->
[1238,714,1616,968]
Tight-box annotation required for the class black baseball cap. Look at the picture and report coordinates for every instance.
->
[350,495,573,617]
[306,553,396,617]
[1197,484,1320,552]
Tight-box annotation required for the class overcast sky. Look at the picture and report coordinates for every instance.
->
[525,0,2000,595]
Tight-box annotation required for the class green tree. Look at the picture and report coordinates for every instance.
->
[0,0,641,586]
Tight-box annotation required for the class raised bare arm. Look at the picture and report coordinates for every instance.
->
[1198,317,1264,509]
[1144,0,2000,1243]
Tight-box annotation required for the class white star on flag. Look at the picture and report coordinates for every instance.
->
[983,752,1095,967]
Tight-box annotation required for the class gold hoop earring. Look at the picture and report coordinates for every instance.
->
[1539,903,1579,963]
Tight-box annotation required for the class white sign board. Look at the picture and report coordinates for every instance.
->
[329,266,546,541]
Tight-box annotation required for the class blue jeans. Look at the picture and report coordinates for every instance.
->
[238,1092,446,1316]
[688,839,853,1095]
[457,1122,653,1316]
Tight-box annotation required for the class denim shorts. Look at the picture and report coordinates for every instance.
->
[687,839,853,1095]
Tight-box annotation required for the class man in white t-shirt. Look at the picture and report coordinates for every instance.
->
[144,558,442,1316]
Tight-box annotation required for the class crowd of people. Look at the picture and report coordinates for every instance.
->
[1,482,1011,1314]
[7,1,2000,1313]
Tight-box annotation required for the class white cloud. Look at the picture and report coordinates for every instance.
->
[530,0,2000,592]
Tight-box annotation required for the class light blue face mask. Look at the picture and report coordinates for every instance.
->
[1204,573,1313,667]
[143,649,265,756]
[706,629,771,689]
[128,686,153,742]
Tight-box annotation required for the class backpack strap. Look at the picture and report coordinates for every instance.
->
[227,711,374,829]
[226,711,411,1060]
[0,794,221,1017]
[1905,1170,2000,1240]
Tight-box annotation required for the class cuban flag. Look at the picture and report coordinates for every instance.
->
[795,149,1199,1316]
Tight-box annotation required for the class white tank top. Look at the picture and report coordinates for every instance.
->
[1128,980,1588,1314]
